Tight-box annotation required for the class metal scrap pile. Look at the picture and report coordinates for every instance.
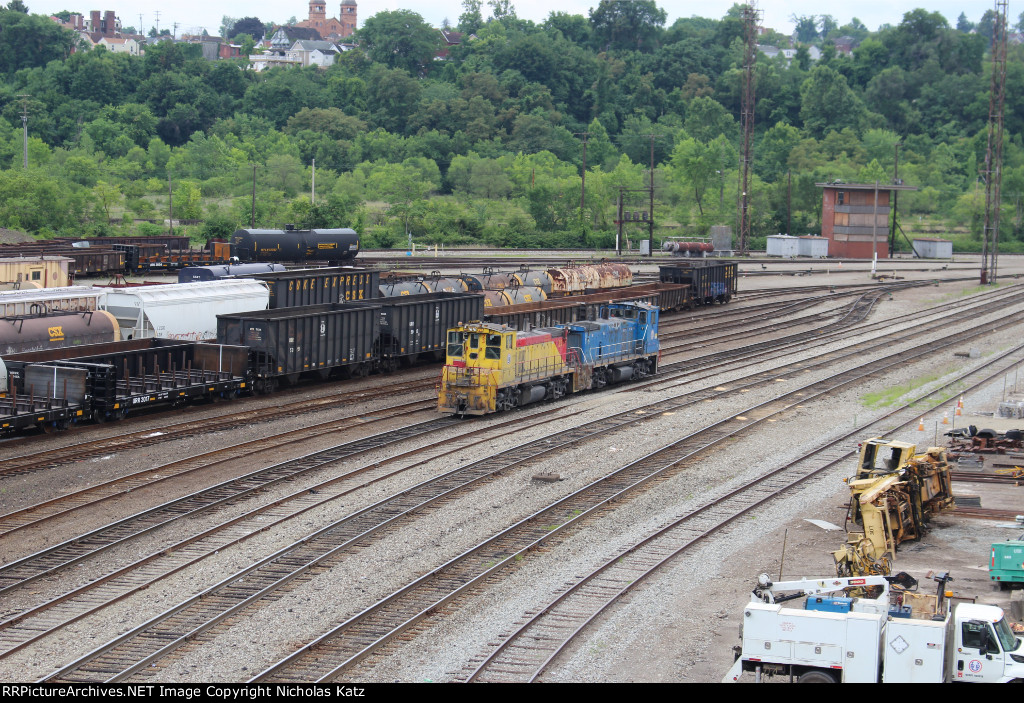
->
[945,425,1024,456]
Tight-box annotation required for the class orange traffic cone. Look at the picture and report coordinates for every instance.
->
[918,418,925,431]
[958,396,964,408]
[942,412,949,425]
[956,405,962,416]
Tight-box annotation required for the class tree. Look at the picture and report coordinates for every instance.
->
[357,10,441,75]
[0,10,77,73]
[799,65,869,138]
[233,34,256,56]
[6,1,28,12]
[488,0,516,22]
[220,16,238,39]
[458,0,484,34]
[232,17,265,41]
[366,162,435,236]
[791,15,818,43]
[589,0,666,51]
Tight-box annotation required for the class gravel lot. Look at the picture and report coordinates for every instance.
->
[2,255,1023,683]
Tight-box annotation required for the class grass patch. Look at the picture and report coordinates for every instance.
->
[862,373,943,408]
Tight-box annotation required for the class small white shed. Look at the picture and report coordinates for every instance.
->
[766,235,800,258]
[798,236,829,258]
[912,238,953,259]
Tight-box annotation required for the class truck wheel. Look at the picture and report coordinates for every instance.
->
[798,671,836,683]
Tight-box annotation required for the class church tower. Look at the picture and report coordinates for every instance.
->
[308,1,326,29]
[340,0,357,36]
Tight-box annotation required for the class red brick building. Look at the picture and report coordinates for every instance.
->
[296,0,357,40]
[817,182,917,259]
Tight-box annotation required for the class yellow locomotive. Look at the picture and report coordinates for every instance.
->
[438,301,660,415]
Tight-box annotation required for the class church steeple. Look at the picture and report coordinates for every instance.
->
[309,1,326,23]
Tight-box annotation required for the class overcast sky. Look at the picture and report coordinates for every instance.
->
[34,1,992,39]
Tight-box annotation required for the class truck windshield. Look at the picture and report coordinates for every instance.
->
[994,617,1020,653]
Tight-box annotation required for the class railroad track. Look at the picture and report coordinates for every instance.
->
[3,283,1000,567]
[0,287,871,475]
[3,282,1019,589]
[34,291,1024,682]
[1,286,1016,591]
[252,323,1024,683]
[0,290,888,542]
[951,507,1023,520]
[0,373,438,475]
[464,342,1024,682]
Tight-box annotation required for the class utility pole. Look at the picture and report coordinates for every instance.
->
[616,187,624,256]
[251,165,257,228]
[575,131,589,219]
[738,3,759,256]
[787,171,792,237]
[17,94,31,170]
[890,142,901,257]
[981,0,1008,285]
[168,179,174,235]
[173,22,179,40]
[154,10,160,35]
[648,134,655,257]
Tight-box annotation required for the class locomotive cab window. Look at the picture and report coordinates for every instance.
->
[447,331,465,357]
[485,334,502,360]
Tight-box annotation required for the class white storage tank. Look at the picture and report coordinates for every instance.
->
[766,235,799,258]
[101,279,270,341]
[912,238,953,259]
[798,236,829,258]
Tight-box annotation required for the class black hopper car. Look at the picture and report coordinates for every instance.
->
[217,291,481,394]
[658,260,738,305]
[0,292,483,435]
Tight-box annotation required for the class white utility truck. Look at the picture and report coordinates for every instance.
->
[722,572,1024,683]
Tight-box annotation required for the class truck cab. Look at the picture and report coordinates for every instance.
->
[952,603,1024,682]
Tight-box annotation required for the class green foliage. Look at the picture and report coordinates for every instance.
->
[0,5,1010,247]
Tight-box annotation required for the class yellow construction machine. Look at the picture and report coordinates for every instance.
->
[833,438,955,577]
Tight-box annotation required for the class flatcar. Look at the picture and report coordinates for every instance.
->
[438,301,659,416]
